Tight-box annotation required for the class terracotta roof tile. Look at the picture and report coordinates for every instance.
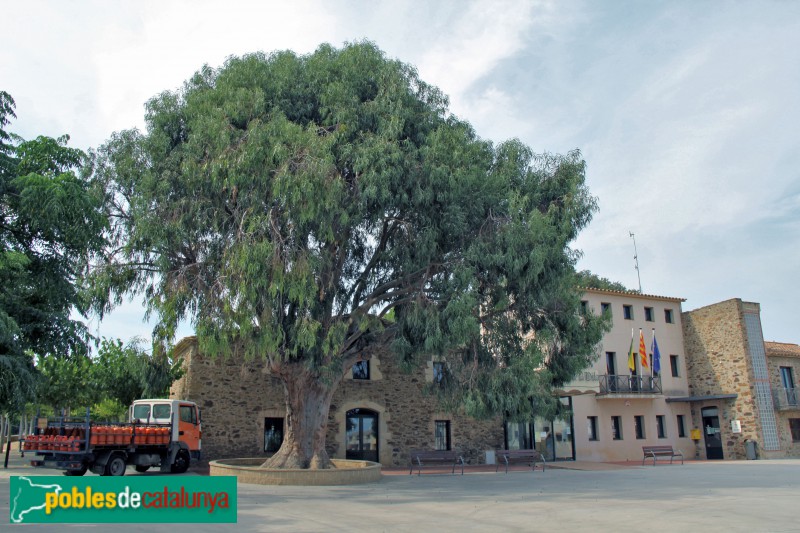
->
[765,341,800,358]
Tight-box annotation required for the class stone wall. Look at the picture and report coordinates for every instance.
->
[169,337,502,466]
[766,343,800,457]
[682,299,761,460]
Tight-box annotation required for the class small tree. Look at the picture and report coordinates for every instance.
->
[90,43,606,469]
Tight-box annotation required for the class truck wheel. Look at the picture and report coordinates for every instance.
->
[170,450,190,474]
[104,454,127,476]
[63,465,88,476]
[135,465,150,473]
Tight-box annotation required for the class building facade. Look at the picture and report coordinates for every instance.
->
[564,289,695,462]
[682,299,800,459]
[169,337,504,465]
[170,287,704,465]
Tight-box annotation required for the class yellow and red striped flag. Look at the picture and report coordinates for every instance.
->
[638,329,649,369]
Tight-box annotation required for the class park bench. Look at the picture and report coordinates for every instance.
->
[409,449,465,475]
[495,449,547,474]
[642,445,684,466]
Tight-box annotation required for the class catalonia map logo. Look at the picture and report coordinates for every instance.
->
[10,476,237,523]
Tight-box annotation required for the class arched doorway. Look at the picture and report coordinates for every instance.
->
[346,408,378,462]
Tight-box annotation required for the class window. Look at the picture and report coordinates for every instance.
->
[600,302,611,316]
[179,405,197,424]
[781,367,797,405]
[789,419,800,442]
[644,307,654,322]
[505,421,533,450]
[623,305,633,320]
[133,404,151,421]
[656,415,666,439]
[606,352,617,375]
[352,360,370,380]
[580,300,588,314]
[780,367,795,389]
[264,417,284,453]
[433,362,446,385]
[677,415,686,438]
[152,404,171,419]
[435,420,451,451]
[670,355,680,377]
[587,416,599,441]
[611,416,622,440]
[634,415,645,439]
[664,309,674,323]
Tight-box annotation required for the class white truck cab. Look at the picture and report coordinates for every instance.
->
[130,399,201,457]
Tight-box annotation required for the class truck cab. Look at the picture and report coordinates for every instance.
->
[130,399,202,460]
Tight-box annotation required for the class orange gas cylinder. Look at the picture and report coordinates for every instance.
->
[99,427,108,446]
[124,426,133,445]
[89,429,98,447]
[145,427,154,445]
[161,427,169,445]
[133,427,142,445]
[115,426,125,445]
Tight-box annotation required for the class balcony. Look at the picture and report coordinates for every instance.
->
[773,387,799,411]
[598,374,662,398]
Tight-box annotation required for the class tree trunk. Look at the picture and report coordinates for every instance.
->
[261,365,341,470]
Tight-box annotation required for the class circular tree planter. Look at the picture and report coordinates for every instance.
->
[209,458,381,485]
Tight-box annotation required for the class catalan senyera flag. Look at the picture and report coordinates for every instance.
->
[627,329,636,372]
[638,328,649,369]
[651,329,662,375]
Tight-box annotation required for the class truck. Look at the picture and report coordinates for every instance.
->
[23,399,201,476]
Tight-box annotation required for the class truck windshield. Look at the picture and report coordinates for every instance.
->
[133,405,150,420]
[152,404,171,419]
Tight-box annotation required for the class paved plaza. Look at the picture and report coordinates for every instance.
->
[2,451,798,532]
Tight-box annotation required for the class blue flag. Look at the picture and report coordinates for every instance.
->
[651,330,661,375]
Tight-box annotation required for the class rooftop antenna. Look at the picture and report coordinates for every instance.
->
[629,231,642,293]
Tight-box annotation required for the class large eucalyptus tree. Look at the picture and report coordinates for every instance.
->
[91,43,605,469]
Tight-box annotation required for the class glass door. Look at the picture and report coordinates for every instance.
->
[702,406,724,460]
[346,409,378,462]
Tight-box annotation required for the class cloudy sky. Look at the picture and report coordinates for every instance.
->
[2,1,798,345]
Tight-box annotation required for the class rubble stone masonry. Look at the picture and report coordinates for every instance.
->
[682,299,761,460]
[169,337,502,466]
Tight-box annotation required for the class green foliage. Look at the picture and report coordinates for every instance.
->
[575,270,628,292]
[90,43,606,421]
[89,397,128,422]
[37,355,96,411]
[34,337,182,412]
[0,91,107,413]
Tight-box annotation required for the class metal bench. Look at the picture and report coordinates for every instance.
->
[642,445,684,465]
[409,449,465,475]
[495,449,546,473]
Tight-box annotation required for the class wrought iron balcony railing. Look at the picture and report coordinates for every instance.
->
[773,387,799,410]
[599,374,662,395]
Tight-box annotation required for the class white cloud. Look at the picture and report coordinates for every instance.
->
[3,1,799,344]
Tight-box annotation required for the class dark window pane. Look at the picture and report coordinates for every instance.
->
[623,305,633,320]
[435,420,451,450]
[352,360,370,380]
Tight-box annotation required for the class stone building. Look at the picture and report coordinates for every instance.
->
[682,299,800,459]
[169,337,504,466]
[766,341,800,456]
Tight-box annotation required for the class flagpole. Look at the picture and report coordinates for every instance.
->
[651,328,655,378]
